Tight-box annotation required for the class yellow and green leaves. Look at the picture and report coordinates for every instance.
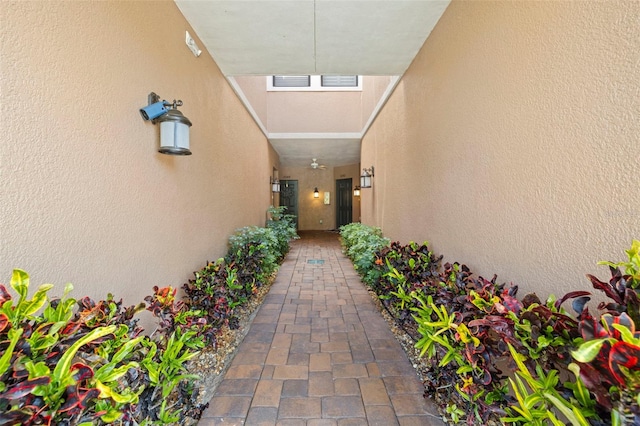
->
[3,269,53,326]
[502,344,592,426]
[599,239,640,288]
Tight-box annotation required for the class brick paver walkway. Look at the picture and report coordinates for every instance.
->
[199,231,445,425]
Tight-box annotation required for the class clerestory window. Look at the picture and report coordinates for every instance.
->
[320,75,358,87]
[267,75,362,91]
[272,75,311,88]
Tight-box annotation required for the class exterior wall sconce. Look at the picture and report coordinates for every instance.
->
[353,186,361,197]
[313,187,320,198]
[360,166,374,188]
[140,92,192,155]
[271,178,280,193]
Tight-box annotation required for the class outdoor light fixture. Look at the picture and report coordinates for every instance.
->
[353,186,361,197]
[360,166,374,188]
[313,187,320,198]
[140,92,192,155]
[271,178,280,193]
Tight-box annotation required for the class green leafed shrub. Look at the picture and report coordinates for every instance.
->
[266,205,299,261]
[339,223,390,286]
[227,225,279,287]
[185,216,297,329]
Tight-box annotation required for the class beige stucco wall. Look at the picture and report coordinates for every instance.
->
[1,2,275,307]
[360,76,395,130]
[362,1,640,299]
[268,91,362,133]
[233,76,394,134]
[233,76,269,131]
[280,163,361,230]
[281,167,336,230]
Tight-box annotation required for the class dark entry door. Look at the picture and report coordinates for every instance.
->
[280,180,299,229]
[336,178,352,228]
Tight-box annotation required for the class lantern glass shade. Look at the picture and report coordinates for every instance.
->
[158,109,192,155]
[272,179,280,193]
[313,187,319,198]
[353,186,361,197]
[360,173,372,188]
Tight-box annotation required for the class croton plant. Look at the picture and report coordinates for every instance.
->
[0,208,298,425]
[571,240,640,425]
[340,224,639,426]
[0,270,207,425]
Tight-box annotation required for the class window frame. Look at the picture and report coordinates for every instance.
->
[271,75,311,88]
[267,75,363,92]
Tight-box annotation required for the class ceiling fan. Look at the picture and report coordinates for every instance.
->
[310,158,327,170]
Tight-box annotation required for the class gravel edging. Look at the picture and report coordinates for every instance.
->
[181,276,276,425]
[364,288,452,423]
[366,288,505,426]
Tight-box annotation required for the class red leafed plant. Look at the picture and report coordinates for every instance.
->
[571,241,640,424]
[341,223,640,425]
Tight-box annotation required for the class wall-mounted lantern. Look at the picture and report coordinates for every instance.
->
[313,187,320,198]
[140,92,192,155]
[353,186,361,197]
[271,178,280,193]
[360,166,374,188]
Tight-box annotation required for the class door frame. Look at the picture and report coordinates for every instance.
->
[279,180,299,229]
[335,178,353,228]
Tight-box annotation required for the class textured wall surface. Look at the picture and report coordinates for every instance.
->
[280,166,337,230]
[233,76,394,134]
[362,1,640,298]
[0,2,275,306]
[233,76,269,131]
[280,164,361,230]
[268,91,363,133]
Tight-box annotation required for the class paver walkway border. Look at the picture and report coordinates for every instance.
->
[199,231,445,425]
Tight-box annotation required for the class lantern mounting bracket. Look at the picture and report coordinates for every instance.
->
[140,92,192,156]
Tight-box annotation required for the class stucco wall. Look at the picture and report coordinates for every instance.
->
[360,76,395,130]
[232,75,395,134]
[1,2,275,306]
[233,76,269,131]
[280,167,336,230]
[280,163,361,230]
[268,91,362,133]
[362,1,640,298]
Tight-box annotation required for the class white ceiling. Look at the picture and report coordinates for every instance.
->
[174,0,450,166]
[175,0,450,76]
